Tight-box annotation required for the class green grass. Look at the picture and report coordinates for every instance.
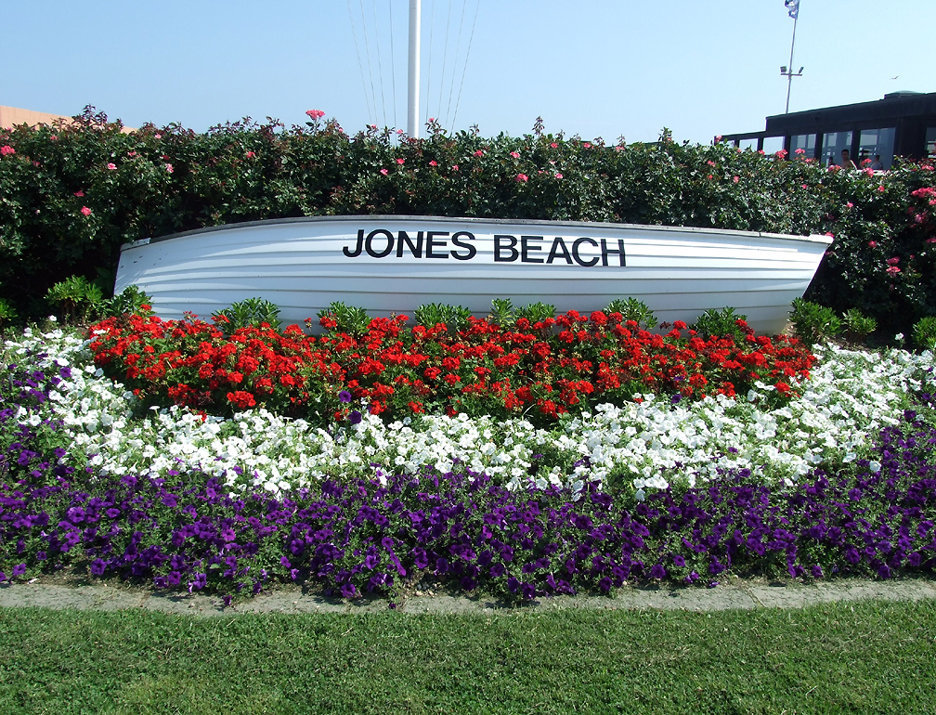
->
[1,600,934,713]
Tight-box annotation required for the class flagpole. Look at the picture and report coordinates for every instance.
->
[407,0,421,138]
[785,10,798,113]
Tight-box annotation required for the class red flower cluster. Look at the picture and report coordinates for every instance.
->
[88,309,816,426]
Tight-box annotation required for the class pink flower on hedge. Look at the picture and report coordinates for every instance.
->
[887,257,900,265]
[80,206,92,216]
[877,185,886,192]
[868,241,877,248]
[795,148,805,155]
[246,151,256,158]
[733,176,739,183]
[510,151,519,159]
[451,164,459,171]
[515,173,529,182]
[396,158,405,165]
[846,202,854,208]
[428,160,438,167]
[0,145,15,156]
[305,109,325,120]
[926,237,936,244]
[473,150,484,157]
[886,266,901,275]
[107,162,117,170]
[74,190,85,197]
[550,142,558,149]
[554,172,563,179]
[379,168,389,176]
[775,149,788,159]
[165,163,174,174]
[582,142,592,149]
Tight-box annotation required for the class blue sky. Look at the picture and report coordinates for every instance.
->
[3,1,934,144]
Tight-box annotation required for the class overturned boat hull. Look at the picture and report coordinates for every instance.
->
[114,215,831,334]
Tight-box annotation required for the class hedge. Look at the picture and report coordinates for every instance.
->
[1,108,934,331]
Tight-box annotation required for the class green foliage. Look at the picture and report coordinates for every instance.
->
[2,111,936,334]
[605,298,656,329]
[102,285,152,317]
[842,308,878,345]
[317,301,370,336]
[516,301,556,323]
[413,302,472,331]
[911,315,936,350]
[44,275,104,322]
[212,297,281,333]
[691,306,748,342]
[489,298,516,327]
[0,297,17,327]
[790,298,843,346]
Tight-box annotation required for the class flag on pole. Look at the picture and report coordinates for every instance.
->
[785,0,799,19]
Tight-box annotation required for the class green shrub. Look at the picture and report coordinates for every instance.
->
[691,306,748,342]
[212,297,281,333]
[841,308,877,345]
[790,298,842,346]
[44,275,104,322]
[413,302,472,331]
[489,298,516,327]
[0,297,17,328]
[516,302,556,324]
[317,301,370,336]
[605,298,656,329]
[911,315,936,350]
[103,285,152,317]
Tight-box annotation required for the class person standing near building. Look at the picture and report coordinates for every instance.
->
[870,154,884,170]
[840,149,857,169]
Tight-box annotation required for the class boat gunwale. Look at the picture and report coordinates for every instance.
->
[120,215,834,252]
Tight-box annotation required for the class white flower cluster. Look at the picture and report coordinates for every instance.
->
[4,326,934,497]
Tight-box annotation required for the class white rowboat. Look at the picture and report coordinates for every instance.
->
[114,215,832,334]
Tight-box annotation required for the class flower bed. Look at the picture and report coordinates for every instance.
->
[1,321,934,604]
[87,309,816,426]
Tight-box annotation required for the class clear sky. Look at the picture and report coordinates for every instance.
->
[3,1,934,144]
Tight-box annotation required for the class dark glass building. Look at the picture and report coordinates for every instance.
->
[720,91,936,169]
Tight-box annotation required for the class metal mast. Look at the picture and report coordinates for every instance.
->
[407,0,421,138]
[780,0,803,114]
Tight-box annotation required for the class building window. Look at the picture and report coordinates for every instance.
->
[762,136,785,155]
[823,131,853,166]
[858,128,895,169]
[738,138,759,151]
[926,127,936,160]
[790,133,816,158]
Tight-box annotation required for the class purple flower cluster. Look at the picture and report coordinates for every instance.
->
[2,364,935,605]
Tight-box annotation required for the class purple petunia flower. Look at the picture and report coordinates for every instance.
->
[339,390,352,403]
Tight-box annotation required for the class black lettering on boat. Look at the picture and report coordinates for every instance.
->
[426,231,449,259]
[365,229,394,258]
[494,234,518,262]
[546,236,573,265]
[601,238,626,267]
[450,231,477,261]
[572,237,600,267]
[521,235,544,264]
[396,230,423,258]
[343,229,366,257]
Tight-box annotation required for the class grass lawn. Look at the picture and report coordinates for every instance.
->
[1,598,934,713]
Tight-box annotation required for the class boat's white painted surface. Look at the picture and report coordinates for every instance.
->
[114,216,832,334]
